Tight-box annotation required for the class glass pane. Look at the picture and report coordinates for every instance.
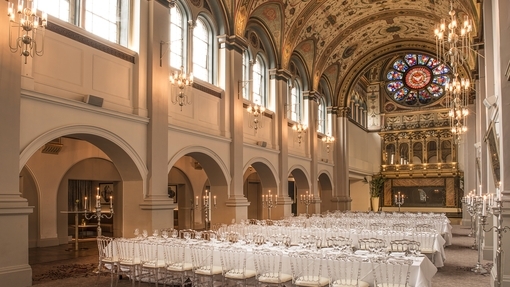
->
[418,89,432,104]
[393,60,409,72]
[426,57,440,68]
[427,84,443,97]
[387,70,403,80]
[417,54,430,65]
[193,19,210,82]
[170,7,184,68]
[85,0,119,43]
[387,81,404,92]
[37,0,70,22]
[394,88,408,101]
[432,75,449,86]
[404,54,417,66]
[432,63,450,75]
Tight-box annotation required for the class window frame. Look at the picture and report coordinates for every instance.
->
[192,16,214,84]
[169,3,186,70]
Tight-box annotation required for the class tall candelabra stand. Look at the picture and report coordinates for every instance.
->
[195,190,216,230]
[463,194,486,274]
[394,192,404,212]
[300,191,313,217]
[83,191,114,237]
[481,197,509,286]
[462,193,478,241]
[262,190,277,220]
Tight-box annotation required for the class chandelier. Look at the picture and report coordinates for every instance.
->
[434,0,473,139]
[7,0,47,64]
[247,104,265,132]
[322,135,335,153]
[293,123,307,145]
[170,66,193,110]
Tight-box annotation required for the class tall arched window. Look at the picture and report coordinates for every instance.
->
[318,97,326,134]
[242,50,251,100]
[193,18,212,83]
[170,5,185,69]
[290,79,302,122]
[252,54,266,106]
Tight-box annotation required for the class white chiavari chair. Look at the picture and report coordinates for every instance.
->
[138,240,165,286]
[96,236,118,287]
[219,246,257,286]
[372,257,413,287]
[413,231,436,264]
[326,254,369,287]
[289,251,329,287]
[253,249,292,286]
[162,241,193,286]
[190,244,223,286]
[116,238,141,287]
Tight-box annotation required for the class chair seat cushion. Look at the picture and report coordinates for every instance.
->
[258,272,292,284]
[295,275,330,286]
[167,262,193,271]
[332,279,370,287]
[142,259,166,268]
[225,269,257,279]
[376,284,409,287]
[195,265,223,275]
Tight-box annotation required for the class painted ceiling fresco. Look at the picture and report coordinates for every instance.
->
[231,0,480,105]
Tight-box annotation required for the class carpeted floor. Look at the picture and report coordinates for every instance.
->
[30,224,493,286]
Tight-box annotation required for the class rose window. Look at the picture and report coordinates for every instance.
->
[386,54,450,106]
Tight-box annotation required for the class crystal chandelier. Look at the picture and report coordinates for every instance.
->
[170,66,193,110]
[322,135,335,153]
[247,104,265,132]
[7,0,47,64]
[293,123,307,145]
[434,0,472,140]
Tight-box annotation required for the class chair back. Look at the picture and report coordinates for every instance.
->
[289,251,329,286]
[97,236,116,261]
[163,241,189,271]
[219,247,251,277]
[389,239,420,254]
[372,257,413,287]
[326,236,352,252]
[326,254,366,287]
[190,244,219,275]
[116,238,138,264]
[253,249,288,283]
[139,240,163,267]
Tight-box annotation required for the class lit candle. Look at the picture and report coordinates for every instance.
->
[213,195,217,205]
[97,187,100,196]
[84,197,88,211]
[195,196,199,206]
[110,196,113,208]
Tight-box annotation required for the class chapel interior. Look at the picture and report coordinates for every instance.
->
[1,0,509,286]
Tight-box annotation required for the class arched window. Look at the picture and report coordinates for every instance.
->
[290,79,302,122]
[170,5,185,69]
[252,54,266,106]
[193,17,213,83]
[242,50,251,100]
[38,0,129,46]
[349,92,368,128]
[318,97,326,134]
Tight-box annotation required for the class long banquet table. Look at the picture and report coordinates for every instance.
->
[111,237,438,287]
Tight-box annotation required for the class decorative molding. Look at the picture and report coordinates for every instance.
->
[46,22,136,64]
[192,82,222,98]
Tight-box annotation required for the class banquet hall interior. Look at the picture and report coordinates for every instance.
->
[1,0,509,286]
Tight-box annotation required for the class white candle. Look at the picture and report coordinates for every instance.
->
[213,195,217,205]
[84,197,88,211]
[195,196,199,206]
[110,196,113,208]
[96,195,100,207]
[482,195,486,216]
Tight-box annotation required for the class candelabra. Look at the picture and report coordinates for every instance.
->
[293,123,307,145]
[7,0,47,64]
[262,190,276,220]
[195,190,216,230]
[481,195,508,286]
[463,192,486,274]
[247,104,265,132]
[394,191,404,212]
[462,190,478,238]
[83,188,114,237]
[322,135,335,153]
[300,191,313,217]
[170,66,193,110]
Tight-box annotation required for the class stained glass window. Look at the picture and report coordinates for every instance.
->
[385,54,451,106]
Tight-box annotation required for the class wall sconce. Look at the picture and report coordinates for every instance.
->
[322,135,335,153]
[293,123,307,145]
[170,66,193,110]
[247,104,265,132]
[7,0,47,64]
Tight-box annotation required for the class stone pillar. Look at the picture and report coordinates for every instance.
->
[139,0,175,228]
[333,107,351,210]
[307,92,321,213]
[0,1,33,285]
[218,35,250,221]
[272,69,293,219]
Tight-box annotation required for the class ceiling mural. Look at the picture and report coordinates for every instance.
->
[294,39,316,77]
[230,0,480,106]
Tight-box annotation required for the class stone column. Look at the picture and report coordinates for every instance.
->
[333,107,351,210]
[218,35,250,221]
[139,0,175,228]
[0,1,33,285]
[307,92,321,213]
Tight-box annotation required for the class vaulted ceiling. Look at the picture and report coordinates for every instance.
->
[227,0,482,108]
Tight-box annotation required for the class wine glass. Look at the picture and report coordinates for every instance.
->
[142,229,148,238]
[162,230,169,239]
[134,228,140,238]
